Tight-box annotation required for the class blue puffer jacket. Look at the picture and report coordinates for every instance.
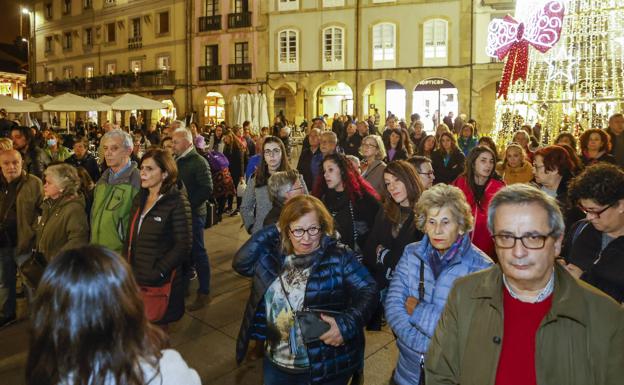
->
[232,224,378,384]
[385,234,492,385]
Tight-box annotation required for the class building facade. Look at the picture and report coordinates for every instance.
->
[28,0,190,124]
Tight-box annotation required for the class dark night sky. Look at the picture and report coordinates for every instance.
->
[1,0,24,44]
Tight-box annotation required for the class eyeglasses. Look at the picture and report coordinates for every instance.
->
[264,148,282,157]
[418,171,434,177]
[491,232,554,250]
[578,202,614,218]
[361,143,378,149]
[289,226,322,238]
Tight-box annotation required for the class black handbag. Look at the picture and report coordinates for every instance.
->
[19,250,47,288]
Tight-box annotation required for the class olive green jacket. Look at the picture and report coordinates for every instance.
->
[35,195,89,261]
[3,172,43,256]
[426,264,624,385]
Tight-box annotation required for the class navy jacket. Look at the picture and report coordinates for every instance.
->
[232,224,378,383]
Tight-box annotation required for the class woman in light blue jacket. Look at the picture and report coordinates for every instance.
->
[385,183,492,385]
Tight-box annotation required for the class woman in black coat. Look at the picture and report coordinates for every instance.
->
[125,149,192,327]
[431,132,465,184]
[223,131,246,214]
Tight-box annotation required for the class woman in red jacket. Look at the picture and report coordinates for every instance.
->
[452,146,505,261]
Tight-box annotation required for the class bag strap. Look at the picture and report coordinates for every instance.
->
[571,220,589,246]
[126,208,141,262]
[418,259,425,302]
[277,273,297,314]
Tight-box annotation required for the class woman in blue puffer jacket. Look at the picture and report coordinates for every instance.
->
[386,184,493,385]
[233,195,378,385]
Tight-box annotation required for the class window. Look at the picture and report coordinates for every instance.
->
[157,55,170,70]
[63,32,73,50]
[44,3,53,19]
[45,36,53,53]
[372,23,395,68]
[278,30,298,71]
[45,68,54,81]
[323,26,344,70]
[205,44,218,65]
[84,27,93,47]
[62,0,71,15]
[131,18,141,38]
[104,0,116,6]
[233,0,248,13]
[278,0,298,11]
[85,65,94,78]
[106,23,116,43]
[323,0,344,7]
[205,0,219,15]
[130,59,142,73]
[105,62,116,75]
[84,0,93,9]
[235,42,249,64]
[372,0,395,3]
[423,19,448,65]
[158,11,169,35]
[63,66,73,79]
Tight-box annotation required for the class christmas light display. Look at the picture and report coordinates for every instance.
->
[490,0,624,146]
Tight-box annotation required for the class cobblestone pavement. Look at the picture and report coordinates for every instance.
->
[0,215,398,385]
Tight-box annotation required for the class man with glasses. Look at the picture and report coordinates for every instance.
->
[407,156,435,189]
[426,184,624,385]
[561,163,624,303]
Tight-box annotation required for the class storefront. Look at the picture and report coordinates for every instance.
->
[413,78,458,133]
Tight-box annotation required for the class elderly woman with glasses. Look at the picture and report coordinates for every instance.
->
[359,134,387,193]
[561,164,624,303]
[233,195,377,385]
[386,183,492,385]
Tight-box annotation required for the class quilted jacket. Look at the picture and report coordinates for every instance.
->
[232,224,378,384]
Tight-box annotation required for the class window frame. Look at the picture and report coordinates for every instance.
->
[423,19,448,66]
[278,29,299,71]
[322,0,344,7]
[156,54,171,71]
[205,44,219,66]
[372,23,396,69]
[83,27,93,48]
[131,17,141,39]
[62,0,72,15]
[322,26,344,70]
[278,0,298,11]
[234,42,249,65]
[44,2,53,19]
[44,36,54,54]
[205,0,219,16]
[106,22,116,43]
[157,11,170,35]
[62,31,73,51]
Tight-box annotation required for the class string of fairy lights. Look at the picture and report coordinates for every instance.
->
[492,0,624,146]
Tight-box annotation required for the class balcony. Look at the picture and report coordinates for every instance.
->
[199,65,221,81]
[228,63,251,79]
[199,15,221,32]
[228,12,252,29]
[29,70,177,95]
[128,36,142,50]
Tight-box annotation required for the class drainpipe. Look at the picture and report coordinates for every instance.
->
[469,0,474,118]
[355,0,360,118]
[186,0,192,114]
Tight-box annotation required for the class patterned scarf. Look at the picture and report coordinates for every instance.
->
[426,233,471,279]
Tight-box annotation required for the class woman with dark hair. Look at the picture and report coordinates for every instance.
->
[364,161,424,330]
[222,130,246,215]
[400,128,414,156]
[417,134,437,158]
[340,121,362,157]
[241,136,292,234]
[383,128,408,162]
[125,148,192,326]
[27,245,200,385]
[477,136,499,162]
[452,146,505,259]
[431,132,465,185]
[555,132,578,151]
[313,153,380,252]
[579,128,616,166]
[558,143,584,174]
[233,195,377,385]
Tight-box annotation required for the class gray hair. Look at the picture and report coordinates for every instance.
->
[44,164,82,197]
[362,134,386,161]
[102,129,133,150]
[173,128,193,143]
[320,131,337,143]
[267,170,303,206]
[0,137,13,151]
[171,120,186,130]
[487,184,565,238]
[415,183,474,233]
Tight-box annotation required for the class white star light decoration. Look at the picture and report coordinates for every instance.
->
[546,48,577,84]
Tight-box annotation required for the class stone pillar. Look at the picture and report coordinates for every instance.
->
[405,89,414,122]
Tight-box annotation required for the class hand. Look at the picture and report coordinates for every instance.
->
[563,263,584,279]
[405,296,419,315]
[319,314,344,347]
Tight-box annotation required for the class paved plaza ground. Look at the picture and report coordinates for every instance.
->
[0,214,398,385]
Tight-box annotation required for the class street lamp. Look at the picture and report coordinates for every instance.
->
[21,7,30,15]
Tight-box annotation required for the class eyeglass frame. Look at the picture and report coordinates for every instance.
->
[263,148,282,157]
[491,231,555,250]
[418,171,434,177]
[578,202,615,218]
[289,226,322,238]
[360,142,378,149]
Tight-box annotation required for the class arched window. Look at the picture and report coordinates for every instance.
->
[278,29,298,71]
[423,19,448,66]
[372,23,395,69]
[323,26,344,70]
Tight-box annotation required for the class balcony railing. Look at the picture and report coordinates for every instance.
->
[199,65,221,81]
[228,12,252,29]
[228,63,251,79]
[128,36,142,50]
[199,15,221,32]
[29,70,177,94]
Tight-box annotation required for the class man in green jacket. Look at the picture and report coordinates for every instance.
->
[426,184,624,385]
[91,129,141,254]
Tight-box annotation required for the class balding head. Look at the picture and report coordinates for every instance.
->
[172,128,193,157]
[0,149,23,182]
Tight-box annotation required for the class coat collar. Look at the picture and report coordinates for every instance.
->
[471,263,588,326]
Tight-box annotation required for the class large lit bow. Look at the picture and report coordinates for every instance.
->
[487,0,565,99]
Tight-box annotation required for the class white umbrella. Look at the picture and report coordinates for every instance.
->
[106,93,167,110]
[40,93,110,112]
[28,95,54,104]
[245,94,253,127]
[96,95,115,104]
[231,95,240,126]
[259,94,270,128]
[251,93,260,132]
[0,95,41,113]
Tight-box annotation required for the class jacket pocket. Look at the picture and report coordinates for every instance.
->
[105,187,126,211]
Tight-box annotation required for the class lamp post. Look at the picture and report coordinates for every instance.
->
[20,7,34,88]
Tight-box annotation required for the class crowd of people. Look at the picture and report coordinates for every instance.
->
[0,107,622,385]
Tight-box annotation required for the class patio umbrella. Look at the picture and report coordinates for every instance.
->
[40,93,110,112]
[251,93,260,132]
[259,94,270,128]
[0,95,41,113]
[96,95,115,104]
[28,95,54,104]
[105,93,167,110]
